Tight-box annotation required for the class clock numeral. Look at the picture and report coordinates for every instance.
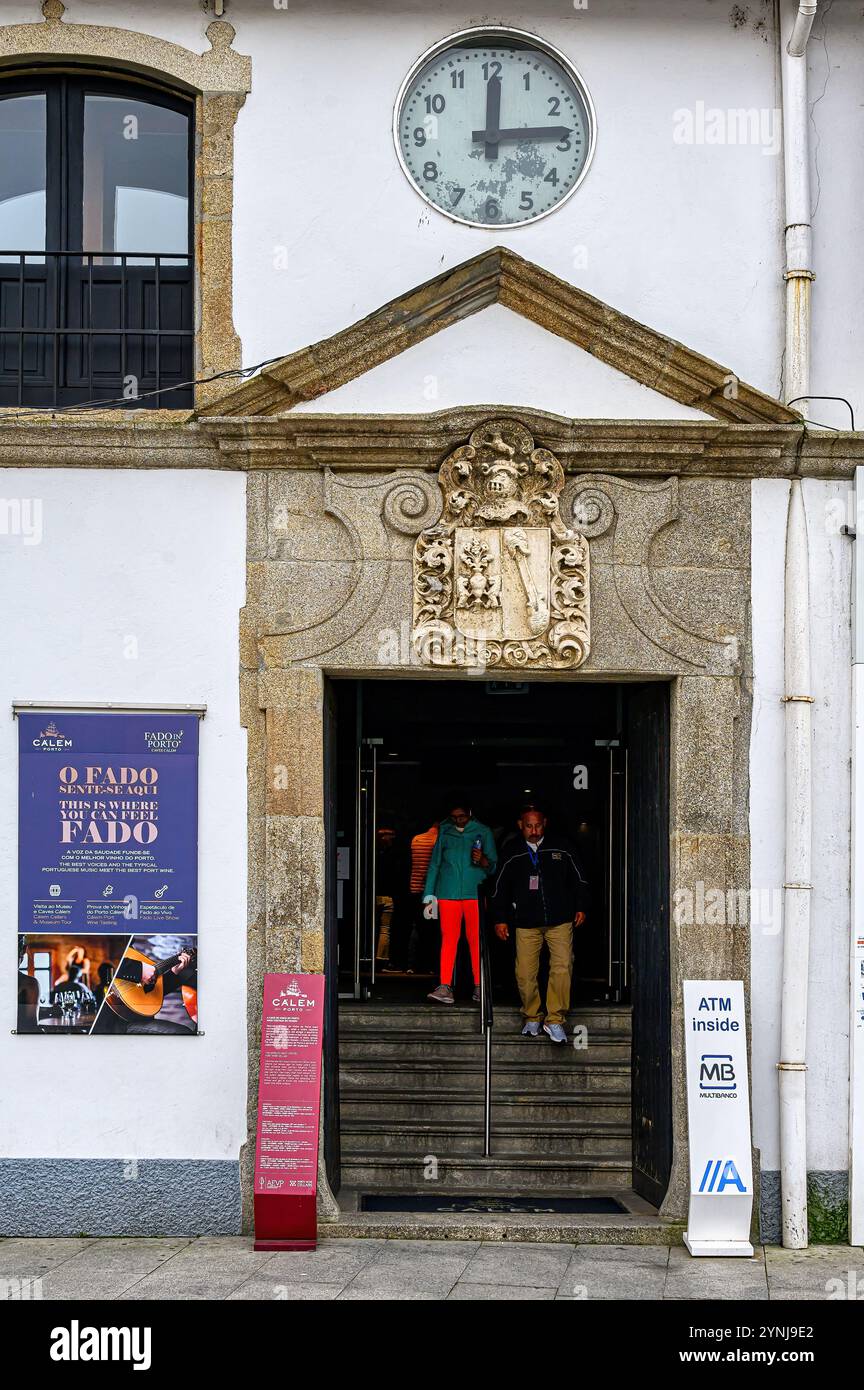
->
[424,94,446,114]
[450,187,466,206]
[482,61,502,81]
[543,167,559,187]
[451,69,465,89]
[548,97,561,116]
[423,161,438,181]
[556,135,572,152]
[523,72,531,91]
[484,198,500,220]
[413,127,426,148]
[519,191,534,211]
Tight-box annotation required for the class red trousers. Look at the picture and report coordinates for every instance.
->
[438,898,480,986]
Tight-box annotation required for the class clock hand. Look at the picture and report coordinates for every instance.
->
[482,76,502,160]
[472,125,573,144]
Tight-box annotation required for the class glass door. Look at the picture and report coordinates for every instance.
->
[347,735,381,1000]
[595,740,628,1002]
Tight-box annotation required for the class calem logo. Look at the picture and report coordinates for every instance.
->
[271,980,313,1010]
[32,720,72,751]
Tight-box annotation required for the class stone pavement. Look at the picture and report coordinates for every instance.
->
[1,1237,863,1300]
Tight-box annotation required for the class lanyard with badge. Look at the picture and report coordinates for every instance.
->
[527,843,540,891]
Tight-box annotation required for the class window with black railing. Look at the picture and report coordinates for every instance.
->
[0,74,194,410]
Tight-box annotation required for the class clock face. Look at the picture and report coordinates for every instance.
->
[394,29,595,228]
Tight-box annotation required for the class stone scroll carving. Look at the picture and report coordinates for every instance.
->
[267,471,441,664]
[413,420,590,669]
[567,474,739,672]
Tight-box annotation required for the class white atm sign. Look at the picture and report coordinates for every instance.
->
[683,981,754,1257]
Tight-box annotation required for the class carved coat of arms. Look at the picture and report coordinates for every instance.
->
[413,420,590,669]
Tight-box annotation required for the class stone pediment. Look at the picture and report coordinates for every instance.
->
[199,247,800,426]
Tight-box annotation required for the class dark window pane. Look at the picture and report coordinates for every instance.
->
[0,79,192,408]
[83,95,189,263]
[0,94,46,259]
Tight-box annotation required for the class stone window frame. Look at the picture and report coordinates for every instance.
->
[0,2,251,412]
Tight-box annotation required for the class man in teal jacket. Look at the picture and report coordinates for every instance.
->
[423,799,497,1005]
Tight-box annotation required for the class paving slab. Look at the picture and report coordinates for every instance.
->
[568,1243,670,1265]
[263,1239,383,1286]
[41,1238,191,1301]
[558,1260,669,1300]
[118,1269,259,1301]
[175,1236,256,1255]
[459,1240,575,1288]
[561,1247,670,1299]
[228,1279,344,1301]
[337,1282,450,1300]
[2,1238,856,1300]
[366,1238,480,1262]
[765,1246,864,1300]
[0,1238,94,1283]
[449,1282,556,1299]
[117,1244,277,1301]
[338,1262,464,1299]
[664,1245,769,1301]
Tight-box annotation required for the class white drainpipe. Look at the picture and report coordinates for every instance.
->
[778,0,817,1251]
[781,0,817,408]
[780,480,813,1249]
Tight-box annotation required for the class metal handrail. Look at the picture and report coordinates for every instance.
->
[0,249,194,409]
[478,911,494,1157]
[0,249,192,259]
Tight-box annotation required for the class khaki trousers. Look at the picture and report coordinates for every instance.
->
[515,921,573,1025]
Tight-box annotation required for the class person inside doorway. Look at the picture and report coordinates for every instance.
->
[409,817,439,973]
[375,824,410,971]
[491,807,587,1043]
[423,797,496,1005]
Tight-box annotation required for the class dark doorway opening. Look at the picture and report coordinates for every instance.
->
[331,678,629,1004]
[322,676,671,1210]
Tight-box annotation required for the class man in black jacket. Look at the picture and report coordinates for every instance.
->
[491,808,587,1043]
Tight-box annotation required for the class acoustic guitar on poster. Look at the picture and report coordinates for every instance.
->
[106,947,198,1023]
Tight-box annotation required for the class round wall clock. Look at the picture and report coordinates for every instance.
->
[393,27,596,228]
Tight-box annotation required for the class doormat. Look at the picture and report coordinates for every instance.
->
[360,1194,628,1215]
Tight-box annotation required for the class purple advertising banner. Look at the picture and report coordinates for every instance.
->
[17,711,200,1036]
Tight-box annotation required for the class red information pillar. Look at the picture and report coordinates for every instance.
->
[253,972,325,1251]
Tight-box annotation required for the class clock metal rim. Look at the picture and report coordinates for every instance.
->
[392,24,598,230]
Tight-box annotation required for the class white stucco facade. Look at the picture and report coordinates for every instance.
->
[0,0,859,1241]
[750,478,853,1184]
[0,469,248,1161]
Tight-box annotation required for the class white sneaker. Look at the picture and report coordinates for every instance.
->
[543,1022,567,1044]
[521,1019,542,1036]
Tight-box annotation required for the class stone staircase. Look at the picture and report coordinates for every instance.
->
[338,1003,633,1196]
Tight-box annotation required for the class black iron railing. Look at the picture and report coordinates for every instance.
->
[478,912,494,1157]
[0,250,194,409]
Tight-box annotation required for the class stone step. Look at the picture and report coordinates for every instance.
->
[339,1031,630,1064]
[339,1058,631,1095]
[340,1152,633,1192]
[327,1206,680,1246]
[340,1118,632,1158]
[339,1005,632,1036]
[339,1088,631,1126]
